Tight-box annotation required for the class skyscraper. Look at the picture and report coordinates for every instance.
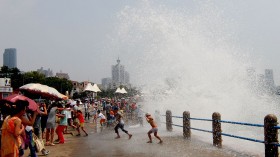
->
[264,69,275,88]
[3,48,17,68]
[111,58,130,87]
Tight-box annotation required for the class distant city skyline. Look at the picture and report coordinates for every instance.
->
[0,1,280,85]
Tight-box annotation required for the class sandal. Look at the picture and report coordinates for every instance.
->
[49,143,55,146]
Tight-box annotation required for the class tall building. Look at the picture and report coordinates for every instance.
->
[101,77,112,90]
[264,69,275,88]
[37,67,53,77]
[111,58,130,87]
[55,71,70,80]
[3,48,17,68]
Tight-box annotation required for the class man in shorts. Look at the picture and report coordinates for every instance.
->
[145,113,163,144]
[114,111,132,139]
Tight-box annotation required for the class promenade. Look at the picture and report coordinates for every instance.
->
[39,122,258,157]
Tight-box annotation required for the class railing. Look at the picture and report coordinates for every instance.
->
[158,110,279,157]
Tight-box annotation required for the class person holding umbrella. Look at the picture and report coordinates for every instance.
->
[1,100,28,157]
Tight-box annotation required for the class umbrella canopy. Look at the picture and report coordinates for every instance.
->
[20,83,66,100]
[3,94,38,111]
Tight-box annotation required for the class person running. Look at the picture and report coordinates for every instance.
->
[76,110,88,136]
[145,113,163,144]
[97,110,106,126]
[114,111,132,139]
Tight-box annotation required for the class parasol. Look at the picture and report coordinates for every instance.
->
[3,94,38,111]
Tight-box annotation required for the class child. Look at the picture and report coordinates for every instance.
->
[97,110,106,126]
[76,110,88,136]
[145,113,163,144]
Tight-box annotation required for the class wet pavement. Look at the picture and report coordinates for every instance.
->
[42,122,259,157]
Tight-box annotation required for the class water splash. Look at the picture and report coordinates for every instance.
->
[107,2,279,154]
[109,1,279,120]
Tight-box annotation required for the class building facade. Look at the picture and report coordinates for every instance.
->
[3,48,17,68]
[55,72,70,79]
[264,69,275,90]
[111,58,130,87]
[101,77,112,90]
[37,67,53,77]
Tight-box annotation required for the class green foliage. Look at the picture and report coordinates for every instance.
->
[0,66,73,94]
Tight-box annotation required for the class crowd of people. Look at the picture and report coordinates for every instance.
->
[0,97,162,157]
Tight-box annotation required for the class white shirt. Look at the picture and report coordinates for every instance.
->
[98,113,106,119]
[65,108,72,119]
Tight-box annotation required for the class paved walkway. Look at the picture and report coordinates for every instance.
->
[41,123,259,157]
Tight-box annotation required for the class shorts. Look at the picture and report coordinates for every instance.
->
[148,128,158,133]
[67,118,73,126]
[80,122,84,127]
[100,119,106,124]
[74,118,80,126]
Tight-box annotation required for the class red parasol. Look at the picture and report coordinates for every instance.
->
[4,94,38,111]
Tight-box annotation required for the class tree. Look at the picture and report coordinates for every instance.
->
[44,77,73,95]
[0,66,23,89]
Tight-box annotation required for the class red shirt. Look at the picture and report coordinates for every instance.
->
[77,114,85,123]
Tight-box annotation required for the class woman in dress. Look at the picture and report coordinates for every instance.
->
[1,100,28,157]
[45,103,58,146]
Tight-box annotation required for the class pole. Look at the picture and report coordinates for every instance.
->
[183,111,191,139]
[166,110,173,132]
[212,112,222,148]
[264,114,278,157]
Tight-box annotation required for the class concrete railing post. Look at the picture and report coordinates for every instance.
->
[212,112,222,148]
[264,114,278,157]
[183,111,191,139]
[166,110,173,131]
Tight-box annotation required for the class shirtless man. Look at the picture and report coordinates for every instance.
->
[145,113,163,144]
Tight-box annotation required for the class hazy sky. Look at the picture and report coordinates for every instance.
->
[0,0,279,84]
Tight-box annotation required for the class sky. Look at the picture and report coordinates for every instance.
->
[0,0,279,85]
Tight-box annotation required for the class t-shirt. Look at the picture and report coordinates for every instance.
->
[77,114,85,123]
[74,105,82,111]
[65,108,72,119]
[98,113,106,119]
[47,107,57,124]
[59,110,68,126]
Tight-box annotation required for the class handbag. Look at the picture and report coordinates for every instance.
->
[32,133,44,152]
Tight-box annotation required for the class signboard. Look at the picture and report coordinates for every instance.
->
[0,78,11,87]
[0,87,13,92]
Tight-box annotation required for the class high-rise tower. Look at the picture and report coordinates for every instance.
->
[111,58,130,87]
[3,48,17,68]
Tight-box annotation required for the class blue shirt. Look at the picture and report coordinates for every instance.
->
[59,110,68,126]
